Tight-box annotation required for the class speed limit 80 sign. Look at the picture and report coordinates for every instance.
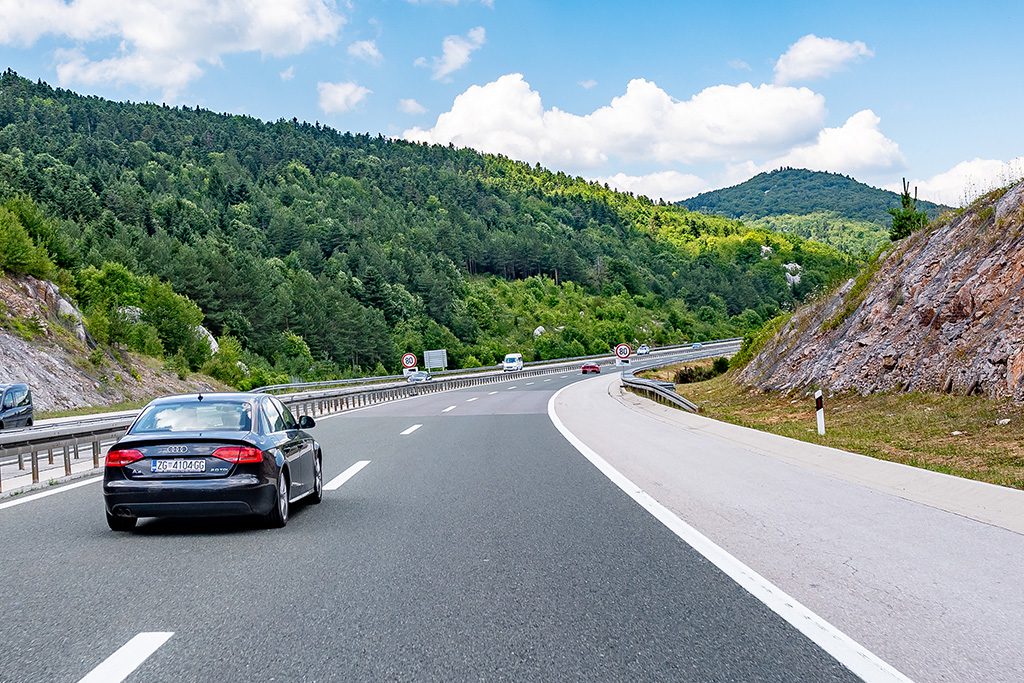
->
[401,353,418,369]
[614,343,632,359]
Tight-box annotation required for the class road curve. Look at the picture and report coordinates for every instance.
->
[552,370,1024,682]
[2,370,862,681]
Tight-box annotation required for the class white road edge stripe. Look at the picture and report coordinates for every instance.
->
[546,388,912,683]
[324,460,371,491]
[466,397,479,402]
[0,476,102,511]
[400,424,422,436]
[442,405,457,413]
[78,631,173,683]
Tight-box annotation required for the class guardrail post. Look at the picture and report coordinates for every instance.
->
[92,440,101,468]
[47,448,54,465]
[30,450,39,484]
[63,445,71,477]
[74,442,80,460]
[17,451,24,470]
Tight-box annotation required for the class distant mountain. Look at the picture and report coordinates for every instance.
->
[679,168,950,256]
[681,168,949,225]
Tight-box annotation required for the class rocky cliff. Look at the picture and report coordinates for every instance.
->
[0,275,219,412]
[739,180,1024,401]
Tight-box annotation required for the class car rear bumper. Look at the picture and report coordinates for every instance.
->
[104,475,277,518]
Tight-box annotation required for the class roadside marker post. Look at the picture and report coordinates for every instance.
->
[815,390,825,436]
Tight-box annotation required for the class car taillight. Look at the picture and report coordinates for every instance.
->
[106,449,144,467]
[212,446,263,464]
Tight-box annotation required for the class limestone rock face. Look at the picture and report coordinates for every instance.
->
[739,181,1024,401]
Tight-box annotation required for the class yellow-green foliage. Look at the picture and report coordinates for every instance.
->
[0,205,54,278]
[730,312,793,369]
[822,245,890,331]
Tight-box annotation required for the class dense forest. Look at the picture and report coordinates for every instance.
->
[682,168,948,254]
[0,71,857,387]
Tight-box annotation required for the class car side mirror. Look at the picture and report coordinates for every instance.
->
[298,415,316,429]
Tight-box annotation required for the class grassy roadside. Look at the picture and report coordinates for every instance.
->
[665,368,1024,490]
[37,399,151,420]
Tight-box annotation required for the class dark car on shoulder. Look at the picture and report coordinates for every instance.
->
[103,393,322,532]
[0,384,34,430]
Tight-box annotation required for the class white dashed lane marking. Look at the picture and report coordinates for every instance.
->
[78,632,174,683]
[324,460,371,490]
[400,424,422,435]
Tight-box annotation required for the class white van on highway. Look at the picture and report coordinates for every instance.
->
[502,353,524,372]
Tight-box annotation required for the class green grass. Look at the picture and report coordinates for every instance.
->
[821,245,890,331]
[677,374,1024,489]
[37,399,150,420]
[730,312,793,369]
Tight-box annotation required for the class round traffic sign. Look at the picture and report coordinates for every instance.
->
[401,353,418,369]
[615,343,631,359]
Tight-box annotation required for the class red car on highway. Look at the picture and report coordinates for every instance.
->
[581,362,601,374]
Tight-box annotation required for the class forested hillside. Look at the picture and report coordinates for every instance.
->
[682,168,949,255]
[0,71,855,387]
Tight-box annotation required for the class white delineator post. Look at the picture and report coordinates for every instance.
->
[815,390,825,436]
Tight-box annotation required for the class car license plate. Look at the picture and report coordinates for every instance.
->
[151,459,206,473]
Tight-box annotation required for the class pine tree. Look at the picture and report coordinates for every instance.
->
[889,178,928,241]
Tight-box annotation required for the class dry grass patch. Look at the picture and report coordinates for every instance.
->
[677,373,1024,489]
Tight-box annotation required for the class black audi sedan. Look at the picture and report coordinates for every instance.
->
[103,393,322,531]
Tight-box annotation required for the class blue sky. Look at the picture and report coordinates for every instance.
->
[1,0,1021,204]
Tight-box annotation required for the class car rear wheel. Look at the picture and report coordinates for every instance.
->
[266,471,289,528]
[106,511,137,532]
[309,453,323,505]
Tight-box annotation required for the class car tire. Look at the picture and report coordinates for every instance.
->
[26,419,32,427]
[106,511,137,532]
[309,453,323,505]
[266,470,289,528]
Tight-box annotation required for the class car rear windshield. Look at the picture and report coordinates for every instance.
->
[131,400,254,433]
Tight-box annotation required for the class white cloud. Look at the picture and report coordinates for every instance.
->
[398,98,427,114]
[347,39,382,64]
[279,65,295,81]
[764,109,904,175]
[403,73,825,169]
[418,26,486,80]
[774,34,873,85]
[728,59,751,71]
[0,0,344,98]
[317,81,371,113]
[578,79,597,89]
[892,157,1024,206]
[596,171,708,203]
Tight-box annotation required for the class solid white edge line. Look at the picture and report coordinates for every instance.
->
[545,387,912,683]
[78,631,173,683]
[324,460,371,491]
[0,476,102,511]
[442,405,456,413]
[400,424,422,436]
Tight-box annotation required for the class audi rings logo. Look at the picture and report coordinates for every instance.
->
[163,445,189,454]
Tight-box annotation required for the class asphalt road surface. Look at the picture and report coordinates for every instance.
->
[1,371,860,682]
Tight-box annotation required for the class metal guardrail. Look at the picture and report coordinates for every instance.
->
[250,342,707,394]
[0,338,742,493]
[621,341,743,412]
